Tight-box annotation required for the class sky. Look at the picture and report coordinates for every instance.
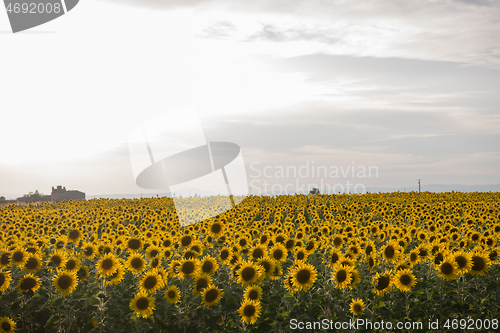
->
[0,0,499,198]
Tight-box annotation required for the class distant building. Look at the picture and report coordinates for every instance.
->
[51,186,85,202]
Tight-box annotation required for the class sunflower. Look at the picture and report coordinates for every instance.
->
[349,298,365,315]
[243,284,262,301]
[127,253,147,274]
[394,269,416,292]
[209,220,225,238]
[129,292,155,318]
[0,271,12,293]
[327,248,342,268]
[330,264,353,290]
[372,272,392,296]
[168,260,181,276]
[238,299,262,325]
[289,262,317,291]
[219,247,233,265]
[270,244,288,263]
[436,256,458,280]
[17,273,41,293]
[23,253,43,273]
[237,261,264,286]
[10,248,28,267]
[139,269,164,294]
[250,245,267,260]
[47,250,67,270]
[193,274,212,295]
[367,255,378,270]
[76,265,89,282]
[164,285,180,304]
[126,237,142,253]
[469,250,491,276]
[381,240,401,263]
[64,256,80,273]
[200,255,219,276]
[106,264,125,286]
[0,317,16,333]
[347,268,360,290]
[145,245,161,261]
[453,251,473,275]
[81,243,97,259]
[409,249,420,265]
[53,270,78,295]
[256,257,276,278]
[97,254,120,277]
[177,259,200,279]
[0,252,10,269]
[201,284,224,307]
[294,247,309,262]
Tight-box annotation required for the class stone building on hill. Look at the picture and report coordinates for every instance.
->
[51,186,85,202]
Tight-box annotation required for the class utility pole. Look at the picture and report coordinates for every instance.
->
[417,179,421,193]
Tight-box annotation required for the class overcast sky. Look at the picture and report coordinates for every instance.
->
[1,0,499,198]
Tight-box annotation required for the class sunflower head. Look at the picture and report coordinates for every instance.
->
[53,270,78,296]
[129,292,156,318]
[201,284,224,307]
[349,298,365,315]
[164,285,180,304]
[238,299,262,325]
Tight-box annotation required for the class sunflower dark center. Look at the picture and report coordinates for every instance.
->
[181,262,195,275]
[297,269,311,284]
[286,240,294,249]
[202,261,213,273]
[0,273,5,286]
[128,239,141,250]
[131,258,143,269]
[273,250,283,260]
[243,304,256,317]
[306,242,314,251]
[58,275,73,289]
[471,256,485,271]
[136,297,149,310]
[333,238,342,246]
[196,278,208,291]
[168,290,176,298]
[25,257,38,269]
[66,260,77,270]
[220,250,229,260]
[297,252,305,260]
[84,247,94,256]
[1,322,11,331]
[400,274,411,285]
[353,304,362,312]
[20,277,36,290]
[376,276,390,290]
[144,276,157,289]
[276,236,285,243]
[12,251,24,262]
[241,267,256,281]
[260,261,271,273]
[181,236,192,247]
[150,250,158,257]
[419,249,428,257]
[252,248,264,259]
[0,253,10,265]
[248,290,258,300]
[205,289,219,303]
[384,246,395,258]
[337,270,347,283]
[431,251,442,264]
[101,259,113,270]
[455,256,467,268]
[440,263,453,275]
[211,223,222,234]
[68,230,79,239]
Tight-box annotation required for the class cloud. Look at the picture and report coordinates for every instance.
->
[100,0,500,68]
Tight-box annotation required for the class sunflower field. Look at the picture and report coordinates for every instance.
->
[0,191,499,332]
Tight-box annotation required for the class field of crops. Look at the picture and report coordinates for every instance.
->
[0,192,499,332]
